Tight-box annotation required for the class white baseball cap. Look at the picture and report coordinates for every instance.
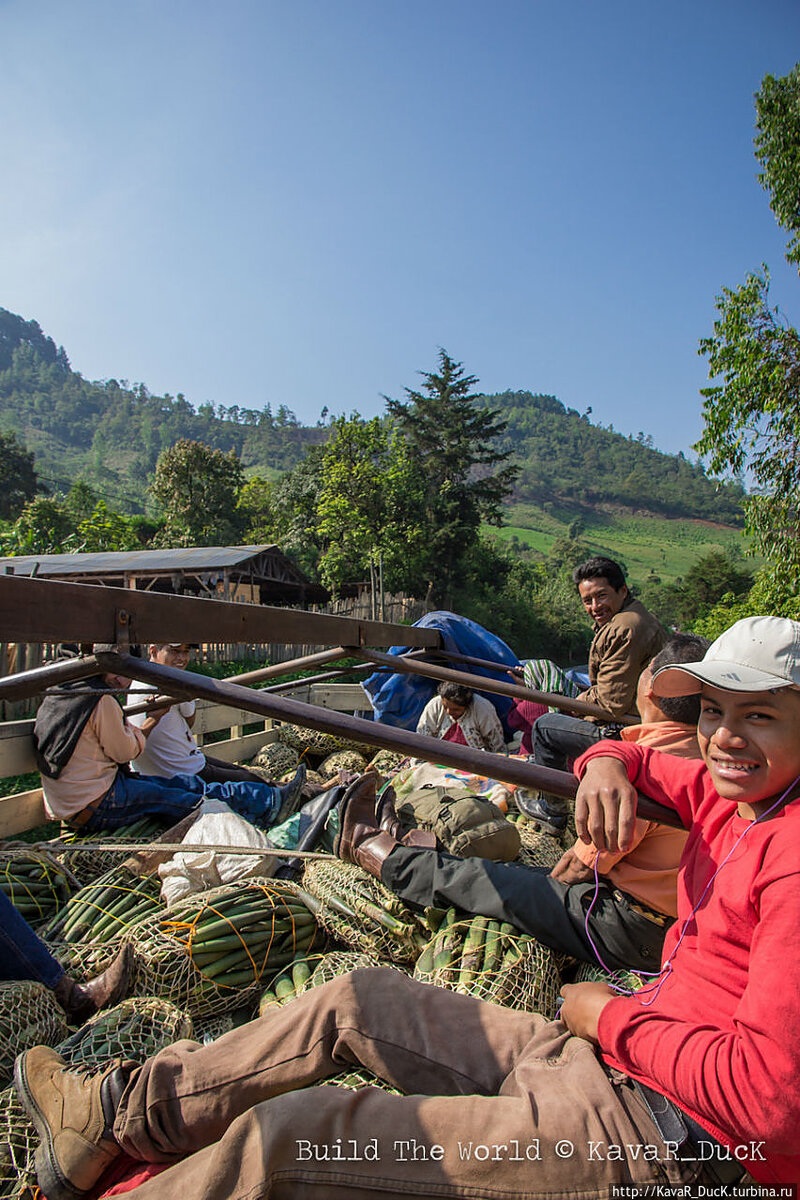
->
[652,615,800,696]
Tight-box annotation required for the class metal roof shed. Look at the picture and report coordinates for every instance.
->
[0,545,329,605]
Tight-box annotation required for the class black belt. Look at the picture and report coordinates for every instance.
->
[632,1081,747,1185]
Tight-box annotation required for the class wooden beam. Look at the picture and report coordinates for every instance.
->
[0,575,442,650]
[348,647,627,723]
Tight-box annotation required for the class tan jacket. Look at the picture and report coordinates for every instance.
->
[41,694,146,820]
[579,596,666,721]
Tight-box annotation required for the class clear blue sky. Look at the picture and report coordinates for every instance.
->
[1,0,798,457]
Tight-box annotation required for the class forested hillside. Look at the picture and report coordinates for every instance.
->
[0,308,743,523]
[481,391,743,523]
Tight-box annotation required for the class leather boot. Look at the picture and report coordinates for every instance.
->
[376,786,437,850]
[334,772,399,879]
[51,943,133,1026]
[276,762,307,817]
[14,1046,130,1200]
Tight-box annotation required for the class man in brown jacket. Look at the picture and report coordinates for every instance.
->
[522,556,665,831]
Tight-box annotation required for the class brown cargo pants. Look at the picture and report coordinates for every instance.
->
[112,967,706,1198]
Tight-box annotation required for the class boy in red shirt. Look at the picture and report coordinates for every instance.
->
[13,616,800,1195]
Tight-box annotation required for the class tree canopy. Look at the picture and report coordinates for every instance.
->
[386,350,519,603]
[150,439,245,546]
[696,63,800,607]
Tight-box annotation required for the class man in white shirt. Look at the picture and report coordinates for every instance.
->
[128,643,266,785]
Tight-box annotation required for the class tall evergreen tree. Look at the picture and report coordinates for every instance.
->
[385,350,518,604]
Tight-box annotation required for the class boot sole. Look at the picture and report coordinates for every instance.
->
[13,1051,84,1200]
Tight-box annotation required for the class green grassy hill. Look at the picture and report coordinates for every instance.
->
[489,501,753,587]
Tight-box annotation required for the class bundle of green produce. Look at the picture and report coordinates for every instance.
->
[55,994,193,1068]
[504,817,564,870]
[317,749,369,779]
[41,865,162,946]
[368,748,406,775]
[129,879,321,1020]
[0,1084,37,1198]
[328,1067,403,1094]
[413,909,561,1018]
[0,850,77,927]
[0,981,68,1091]
[0,995,192,1196]
[258,949,382,1014]
[299,860,428,965]
[570,960,647,994]
[251,740,300,778]
[276,723,371,760]
[53,816,169,885]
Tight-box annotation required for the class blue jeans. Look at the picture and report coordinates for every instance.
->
[80,770,282,833]
[0,890,64,988]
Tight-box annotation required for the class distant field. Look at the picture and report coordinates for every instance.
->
[492,504,754,586]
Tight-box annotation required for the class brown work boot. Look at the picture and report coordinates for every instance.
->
[334,772,399,879]
[52,942,133,1026]
[377,786,437,850]
[14,1046,129,1199]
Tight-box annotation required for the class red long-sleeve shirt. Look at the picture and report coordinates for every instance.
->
[574,741,800,1187]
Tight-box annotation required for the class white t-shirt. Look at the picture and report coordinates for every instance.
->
[127,684,205,777]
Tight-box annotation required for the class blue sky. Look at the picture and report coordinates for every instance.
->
[1,0,798,457]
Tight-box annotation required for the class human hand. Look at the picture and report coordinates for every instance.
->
[575,758,638,854]
[549,847,594,885]
[559,982,616,1044]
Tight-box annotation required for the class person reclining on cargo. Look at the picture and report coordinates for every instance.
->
[127,642,266,785]
[15,616,800,1195]
[0,890,131,1024]
[522,556,666,831]
[333,635,706,975]
[33,663,304,832]
[416,681,506,753]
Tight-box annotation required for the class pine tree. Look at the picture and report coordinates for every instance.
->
[385,350,518,605]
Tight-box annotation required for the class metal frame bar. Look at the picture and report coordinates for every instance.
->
[0,575,442,650]
[94,650,685,828]
[347,646,627,723]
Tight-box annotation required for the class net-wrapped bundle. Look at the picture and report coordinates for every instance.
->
[0,996,193,1197]
[41,865,163,947]
[413,910,562,1019]
[299,859,428,965]
[251,741,300,779]
[0,850,78,928]
[0,1084,38,1198]
[258,950,381,1014]
[0,982,68,1091]
[570,960,647,994]
[133,879,321,1020]
[51,816,169,886]
[55,995,193,1068]
[368,749,406,775]
[328,1068,404,1094]
[508,820,564,870]
[317,750,369,779]
[276,723,371,760]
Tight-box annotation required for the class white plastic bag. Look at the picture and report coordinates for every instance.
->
[158,798,276,907]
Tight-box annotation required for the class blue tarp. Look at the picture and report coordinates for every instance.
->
[361,611,521,733]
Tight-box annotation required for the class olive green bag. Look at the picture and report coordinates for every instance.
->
[393,785,521,862]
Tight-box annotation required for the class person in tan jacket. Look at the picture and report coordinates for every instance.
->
[522,556,666,830]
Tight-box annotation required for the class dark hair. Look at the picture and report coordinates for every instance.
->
[649,634,711,725]
[572,556,627,592]
[437,681,474,707]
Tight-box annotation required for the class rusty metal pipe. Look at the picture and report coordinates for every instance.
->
[0,656,105,703]
[348,646,631,724]
[98,650,684,829]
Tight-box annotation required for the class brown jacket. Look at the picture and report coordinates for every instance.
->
[579,596,666,721]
